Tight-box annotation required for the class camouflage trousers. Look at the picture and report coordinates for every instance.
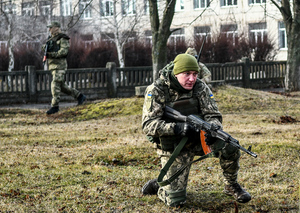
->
[51,70,80,107]
[156,139,241,207]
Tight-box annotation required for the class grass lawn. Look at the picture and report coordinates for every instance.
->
[0,85,299,212]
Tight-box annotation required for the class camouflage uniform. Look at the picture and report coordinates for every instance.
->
[44,31,80,107]
[142,64,240,207]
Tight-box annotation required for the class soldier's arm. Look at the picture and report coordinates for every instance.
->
[199,62,212,83]
[47,38,69,58]
[142,84,176,137]
[198,83,223,127]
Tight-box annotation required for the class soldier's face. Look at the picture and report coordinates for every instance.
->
[49,26,58,35]
[175,71,198,90]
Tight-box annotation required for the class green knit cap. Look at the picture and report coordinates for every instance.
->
[173,54,199,75]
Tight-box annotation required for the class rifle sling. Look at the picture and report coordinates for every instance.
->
[157,137,222,187]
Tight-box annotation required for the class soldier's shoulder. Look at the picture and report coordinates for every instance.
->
[193,79,207,93]
[146,82,161,92]
[195,78,206,87]
[145,82,165,97]
[56,33,70,41]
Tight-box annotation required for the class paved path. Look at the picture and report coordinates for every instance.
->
[0,102,77,109]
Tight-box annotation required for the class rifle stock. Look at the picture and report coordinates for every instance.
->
[43,43,48,66]
[164,106,257,158]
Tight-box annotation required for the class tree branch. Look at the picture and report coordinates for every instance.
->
[67,0,94,30]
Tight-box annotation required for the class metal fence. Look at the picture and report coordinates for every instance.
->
[0,59,286,105]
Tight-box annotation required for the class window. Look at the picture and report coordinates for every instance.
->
[81,34,94,48]
[79,0,92,19]
[144,0,149,15]
[61,0,72,16]
[100,0,114,16]
[40,1,51,16]
[175,0,184,11]
[22,2,35,16]
[279,22,287,49]
[221,0,237,7]
[249,22,267,43]
[4,3,17,14]
[145,30,152,45]
[194,0,210,9]
[169,28,185,46]
[121,0,136,15]
[194,26,211,39]
[221,24,238,45]
[101,33,115,43]
[249,0,266,4]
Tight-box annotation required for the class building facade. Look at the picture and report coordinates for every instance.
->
[0,0,287,60]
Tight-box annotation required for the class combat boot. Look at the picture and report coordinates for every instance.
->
[142,179,159,195]
[77,94,86,105]
[46,106,59,115]
[224,182,251,203]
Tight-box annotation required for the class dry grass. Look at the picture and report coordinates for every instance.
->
[0,85,299,212]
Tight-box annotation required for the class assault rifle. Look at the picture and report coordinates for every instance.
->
[197,34,207,63]
[164,106,257,158]
[43,42,48,66]
[157,106,257,186]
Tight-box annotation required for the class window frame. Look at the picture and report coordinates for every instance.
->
[79,0,92,19]
[121,0,136,16]
[248,0,266,5]
[221,24,238,45]
[100,0,114,17]
[220,0,237,7]
[22,2,35,16]
[249,22,267,43]
[168,28,185,46]
[61,0,72,16]
[175,0,184,12]
[194,0,210,10]
[40,1,52,16]
[278,21,287,49]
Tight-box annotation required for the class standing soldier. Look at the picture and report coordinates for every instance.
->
[185,47,211,84]
[141,54,251,207]
[43,21,86,115]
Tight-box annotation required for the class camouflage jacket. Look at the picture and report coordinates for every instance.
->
[43,33,70,70]
[199,62,211,84]
[142,64,222,138]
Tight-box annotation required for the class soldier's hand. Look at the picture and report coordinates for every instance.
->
[204,124,221,145]
[174,122,198,136]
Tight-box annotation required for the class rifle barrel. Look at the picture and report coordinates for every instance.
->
[164,106,258,158]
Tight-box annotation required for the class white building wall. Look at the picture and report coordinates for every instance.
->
[1,0,288,60]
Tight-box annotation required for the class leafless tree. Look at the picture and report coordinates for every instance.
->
[271,0,300,91]
[0,0,16,87]
[148,0,178,79]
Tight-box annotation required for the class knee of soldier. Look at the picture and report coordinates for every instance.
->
[212,139,240,160]
[221,143,241,161]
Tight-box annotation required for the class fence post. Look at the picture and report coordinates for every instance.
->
[241,57,250,88]
[27,65,37,102]
[106,62,117,98]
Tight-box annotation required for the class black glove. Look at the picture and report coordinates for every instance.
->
[204,124,221,145]
[174,122,198,136]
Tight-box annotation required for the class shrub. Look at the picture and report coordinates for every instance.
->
[0,47,8,71]
[124,40,152,66]
[0,32,277,71]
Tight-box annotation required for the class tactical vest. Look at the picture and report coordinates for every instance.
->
[155,70,201,151]
[47,33,70,53]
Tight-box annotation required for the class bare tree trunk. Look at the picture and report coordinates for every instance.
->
[285,32,300,91]
[149,0,176,80]
[271,0,300,91]
[7,9,14,88]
